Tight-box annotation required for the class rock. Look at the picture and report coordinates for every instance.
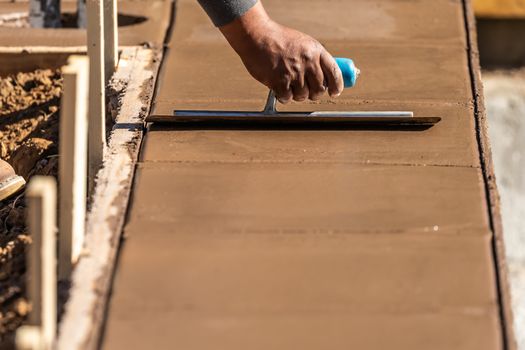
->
[14,299,30,317]
[6,208,25,228]
[10,138,53,178]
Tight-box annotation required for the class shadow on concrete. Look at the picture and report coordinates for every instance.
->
[148,121,435,132]
[60,12,147,28]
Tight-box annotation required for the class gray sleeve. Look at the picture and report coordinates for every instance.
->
[197,0,258,27]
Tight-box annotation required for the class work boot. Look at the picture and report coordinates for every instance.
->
[0,159,26,201]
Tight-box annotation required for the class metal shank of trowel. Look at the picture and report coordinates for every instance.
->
[260,90,413,119]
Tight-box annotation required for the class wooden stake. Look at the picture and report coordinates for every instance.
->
[59,56,89,280]
[104,0,118,82]
[87,0,106,190]
[15,326,44,350]
[16,177,57,350]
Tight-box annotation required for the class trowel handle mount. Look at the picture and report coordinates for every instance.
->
[334,57,359,88]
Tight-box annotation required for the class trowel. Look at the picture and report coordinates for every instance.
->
[147,58,440,125]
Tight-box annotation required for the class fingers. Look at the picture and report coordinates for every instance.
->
[291,72,309,102]
[269,40,343,103]
[320,51,344,97]
[273,75,293,104]
[274,61,331,103]
[305,59,326,101]
[274,64,309,103]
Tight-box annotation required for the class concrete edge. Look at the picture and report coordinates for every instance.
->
[55,46,162,350]
[462,0,518,349]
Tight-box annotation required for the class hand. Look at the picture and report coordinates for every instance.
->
[219,2,344,104]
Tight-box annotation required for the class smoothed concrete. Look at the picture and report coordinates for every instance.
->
[126,163,489,234]
[107,232,500,350]
[103,0,509,348]
[143,104,480,167]
[152,43,473,114]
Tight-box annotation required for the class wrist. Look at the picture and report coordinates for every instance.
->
[219,2,277,55]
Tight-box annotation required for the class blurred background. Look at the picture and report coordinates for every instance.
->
[474,0,525,348]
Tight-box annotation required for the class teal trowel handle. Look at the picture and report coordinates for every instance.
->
[334,57,359,88]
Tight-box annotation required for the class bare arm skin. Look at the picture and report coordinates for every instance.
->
[219,1,344,103]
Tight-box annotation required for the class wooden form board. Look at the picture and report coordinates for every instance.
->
[56,47,162,350]
[0,1,173,48]
[474,0,525,17]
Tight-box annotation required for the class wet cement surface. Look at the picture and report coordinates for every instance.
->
[103,0,506,348]
[0,0,171,47]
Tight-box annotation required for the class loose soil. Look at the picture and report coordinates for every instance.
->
[0,68,62,343]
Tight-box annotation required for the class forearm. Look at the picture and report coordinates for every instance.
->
[199,0,344,102]
[218,1,273,58]
[197,0,258,27]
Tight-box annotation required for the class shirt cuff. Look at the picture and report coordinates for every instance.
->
[197,0,258,27]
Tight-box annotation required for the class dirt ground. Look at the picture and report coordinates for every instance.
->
[0,68,62,343]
